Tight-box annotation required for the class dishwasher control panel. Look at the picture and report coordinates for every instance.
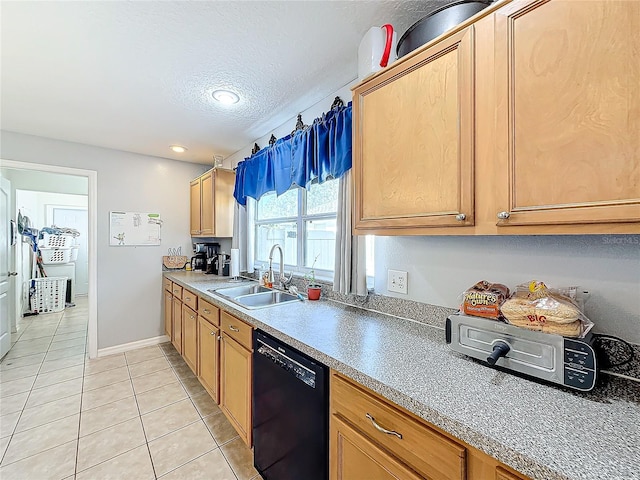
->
[257,340,317,388]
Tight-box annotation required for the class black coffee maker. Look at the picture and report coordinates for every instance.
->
[204,243,221,274]
[193,243,219,272]
[191,252,207,271]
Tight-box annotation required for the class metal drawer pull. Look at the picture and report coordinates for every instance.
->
[365,413,403,439]
[203,309,211,314]
[185,297,191,301]
[190,315,195,320]
[210,331,216,335]
[229,325,240,332]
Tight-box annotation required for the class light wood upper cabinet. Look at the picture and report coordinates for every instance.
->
[190,178,202,236]
[353,26,475,233]
[190,168,235,237]
[493,0,640,229]
[182,304,198,374]
[220,325,252,447]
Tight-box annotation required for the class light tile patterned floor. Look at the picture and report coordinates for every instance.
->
[0,298,262,480]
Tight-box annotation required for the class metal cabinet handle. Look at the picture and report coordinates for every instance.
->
[455,213,466,221]
[7,272,18,277]
[210,331,216,336]
[185,297,191,301]
[190,315,195,320]
[365,413,403,439]
[218,336,221,340]
[229,325,240,332]
[203,309,211,314]
[497,211,511,220]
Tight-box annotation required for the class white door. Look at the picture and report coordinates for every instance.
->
[1,177,14,359]
[51,207,88,295]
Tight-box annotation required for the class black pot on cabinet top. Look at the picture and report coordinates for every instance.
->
[396,0,491,58]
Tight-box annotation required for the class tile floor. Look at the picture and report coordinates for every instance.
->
[0,298,262,480]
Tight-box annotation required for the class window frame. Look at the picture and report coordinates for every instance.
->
[254,185,337,282]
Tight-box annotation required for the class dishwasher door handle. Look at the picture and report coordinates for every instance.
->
[365,413,403,439]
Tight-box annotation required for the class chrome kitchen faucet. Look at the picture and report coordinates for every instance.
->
[268,244,293,290]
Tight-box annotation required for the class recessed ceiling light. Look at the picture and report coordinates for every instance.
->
[170,145,188,153]
[212,89,240,105]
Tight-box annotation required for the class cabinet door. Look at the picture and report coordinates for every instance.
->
[353,27,475,233]
[182,304,198,374]
[494,0,640,228]
[496,466,526,480]
[213,169,235,238]
[190,178,202,235]
[200,171,214,236]
[198,316,219,402]
[163,291,173,340]
[331,415,422,480]
[220,333,252,446]
[172,299,183,354]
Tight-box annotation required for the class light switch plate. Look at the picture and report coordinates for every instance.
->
[388,269,408,294]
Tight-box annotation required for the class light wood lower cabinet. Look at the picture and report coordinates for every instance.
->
[163,290,172,340]
[330,372,529,480]
[332,415,422,480]
[198,316,220,403]
[220,329,253,447]
[172,298,183,354]
[182,304,198,374]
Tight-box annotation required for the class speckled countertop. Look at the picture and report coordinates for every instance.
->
[165,271,640,480]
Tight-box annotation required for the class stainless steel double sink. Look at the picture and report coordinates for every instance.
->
[208,283,300,310]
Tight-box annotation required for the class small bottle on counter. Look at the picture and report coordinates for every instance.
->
[185,262,192,271]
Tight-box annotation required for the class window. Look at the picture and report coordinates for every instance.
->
[254,179,338,279]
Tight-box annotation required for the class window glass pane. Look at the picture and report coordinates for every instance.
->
[256,189,298,220]
[306,179,338,215]
[255,222,298,265]
[305,218,336,270]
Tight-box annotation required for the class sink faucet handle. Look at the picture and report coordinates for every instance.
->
[280,271,293,289]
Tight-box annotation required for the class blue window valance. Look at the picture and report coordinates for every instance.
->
[233,101,352,206]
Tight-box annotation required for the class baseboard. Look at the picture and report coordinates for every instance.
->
[97,335,170,357]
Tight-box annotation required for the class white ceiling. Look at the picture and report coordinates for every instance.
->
[1,1,444,165]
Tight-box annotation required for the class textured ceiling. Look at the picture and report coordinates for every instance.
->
[1,1,445,165]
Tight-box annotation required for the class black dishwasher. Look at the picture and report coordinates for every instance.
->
[253,330,328,480]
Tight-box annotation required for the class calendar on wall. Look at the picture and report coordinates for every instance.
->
[109,211,162,246]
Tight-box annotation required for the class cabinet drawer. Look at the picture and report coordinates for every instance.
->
[171,284,183,300]
[331,374,465,480]
[198,298,219,326]
[163,277,172,292]
[182,289,198,311]
[220,311,252,350]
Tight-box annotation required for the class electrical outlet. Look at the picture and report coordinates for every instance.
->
[387,269,408,294]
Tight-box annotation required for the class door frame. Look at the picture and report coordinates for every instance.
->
[1,159,98,359]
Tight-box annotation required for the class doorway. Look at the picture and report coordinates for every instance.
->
[0,160,97,359]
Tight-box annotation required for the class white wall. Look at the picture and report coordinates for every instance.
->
[1,131,209,349]
[375,235,640,343]
[2,168,88,195]
[15,190,87,229]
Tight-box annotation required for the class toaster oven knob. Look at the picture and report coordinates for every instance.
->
[487,341,510,365]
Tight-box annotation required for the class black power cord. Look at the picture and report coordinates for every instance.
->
[592,334,635,368]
